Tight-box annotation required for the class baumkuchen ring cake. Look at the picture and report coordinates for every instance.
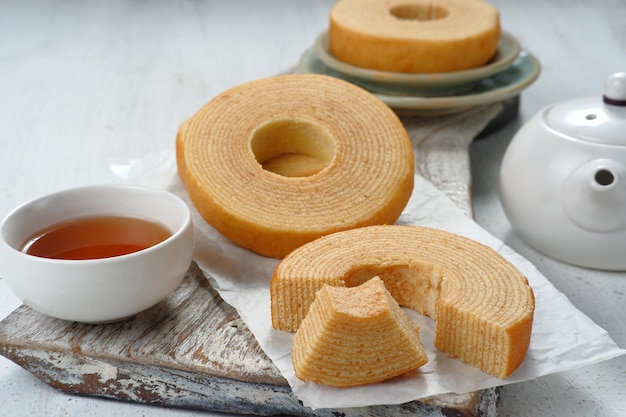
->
[329,0,500,73]
[176,74,414,258]
[292,277,428,387]
[271,225,535,378]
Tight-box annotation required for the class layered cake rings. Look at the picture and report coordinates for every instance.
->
[292,277,429,387]
[176,74,414,258]
[329,0,500,73]
[271,225,535,378]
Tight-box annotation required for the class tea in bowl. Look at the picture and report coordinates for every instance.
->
[0,184,194,323]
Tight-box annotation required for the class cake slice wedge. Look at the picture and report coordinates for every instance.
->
[292,277,428,388]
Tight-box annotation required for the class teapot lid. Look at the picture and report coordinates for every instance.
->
[543,72,626,146]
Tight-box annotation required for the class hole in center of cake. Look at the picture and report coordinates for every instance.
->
[390,4,449,21]
[251,119,336,177]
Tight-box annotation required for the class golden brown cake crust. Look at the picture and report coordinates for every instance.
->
[271,225,535,378]
[176,74,414,258]
[329,0,500,73]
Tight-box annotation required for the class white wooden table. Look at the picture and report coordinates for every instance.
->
[1,1,624,415]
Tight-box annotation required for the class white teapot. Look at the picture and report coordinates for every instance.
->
[500,72,626,270]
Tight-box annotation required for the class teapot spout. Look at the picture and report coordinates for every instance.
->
[562,159,626,233]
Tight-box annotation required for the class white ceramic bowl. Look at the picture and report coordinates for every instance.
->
[0,184,194,323]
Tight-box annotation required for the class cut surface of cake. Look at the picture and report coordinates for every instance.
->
[292,277,428,387]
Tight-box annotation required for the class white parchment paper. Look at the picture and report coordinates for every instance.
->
[116,151,625,410]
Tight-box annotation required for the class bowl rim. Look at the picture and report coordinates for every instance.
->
[0,183,192,265]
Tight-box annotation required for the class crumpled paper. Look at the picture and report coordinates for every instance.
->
[112,107,624,409]
[166,173,624,410]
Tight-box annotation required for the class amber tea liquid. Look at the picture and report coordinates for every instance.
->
[22,215,171,260]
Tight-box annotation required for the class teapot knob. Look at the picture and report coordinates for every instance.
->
[603,72,626,106]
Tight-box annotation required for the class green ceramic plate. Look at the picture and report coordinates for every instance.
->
[298,47,541,116]
[314,30,521,97]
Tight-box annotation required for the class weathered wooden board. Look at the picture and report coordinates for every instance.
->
[0,99,516,416]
